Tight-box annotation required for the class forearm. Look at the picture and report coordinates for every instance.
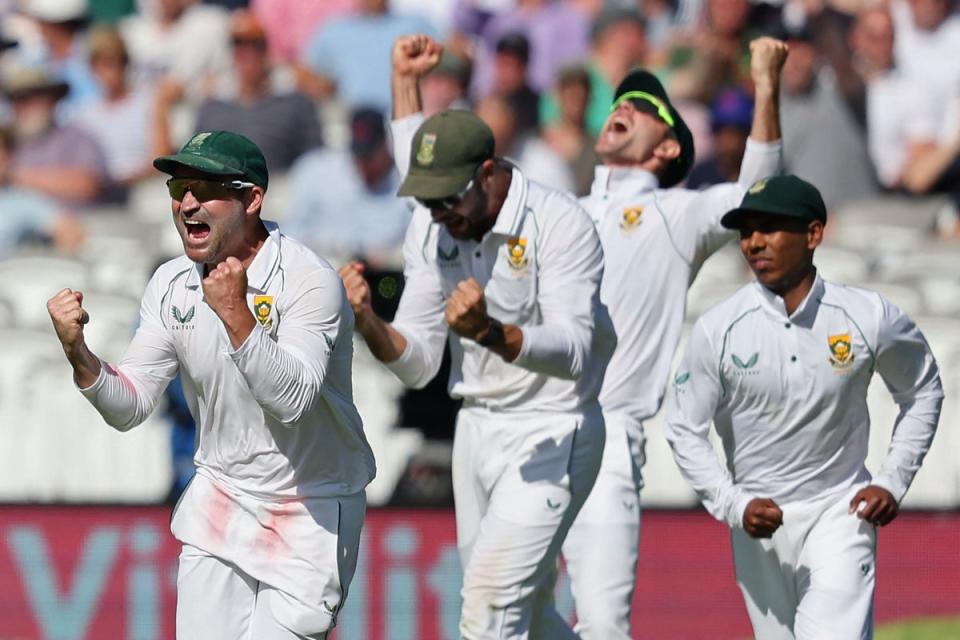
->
[392,74,422,120]
[357,312,408,364]
[873,394,943,502]
[749,82,781,143]
[901,141,960,194]
[64,341,102,389]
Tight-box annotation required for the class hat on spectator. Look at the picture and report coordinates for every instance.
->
[611,69,694,188]
[721,175,827,229]
[397,110,494,199]
[496,32,530,65]
[154,131,269,190]
[21,0,87,23]
[711,86,753,132]
[350,108,387,158]
[229,9,267,42]
[1,65,69,100]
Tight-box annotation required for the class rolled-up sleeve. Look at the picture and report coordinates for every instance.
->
[513,199,604,380]
[871,297,944,502]
[665,321,754,528]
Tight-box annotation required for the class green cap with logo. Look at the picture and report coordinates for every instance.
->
[153,130,269,189]
[721,175,827,229]
[611,69,694,188]
[398,110,495,199]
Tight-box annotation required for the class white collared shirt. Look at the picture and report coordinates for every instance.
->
[79,221,376,500]
[665,274,943,528]
[387,114,612,414]
[579,138,783,424]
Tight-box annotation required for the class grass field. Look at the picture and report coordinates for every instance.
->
[876,617,960,640]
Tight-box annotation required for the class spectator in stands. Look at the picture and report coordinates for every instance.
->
[283,107,410,263]
[687,85,753,189]
[892,0,960,104]
[120,0,231,102]
[542,65,597,196]
[3,64,108,207]
[475,93,574,193]
[73,26,159,198]
[778,28,876,208]
[249,0,354,65]
[300,0,436,114]
[190,10,323,174]
[18,0,100,114]
[0,126,84,256]
[490,32,540,138]
[539,6,647,137]
[420,49,471,117]
[470,0,601,98]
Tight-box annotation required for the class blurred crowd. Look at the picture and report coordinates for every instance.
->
[1,0,960,262]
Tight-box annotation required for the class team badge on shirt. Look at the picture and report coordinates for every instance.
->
[620,206,644,232]
[828,333,854,369]
[506,237,529,271]
[416,133,437,166]
[253,296,274,329]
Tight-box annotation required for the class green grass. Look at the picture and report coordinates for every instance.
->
[875,617,960,640]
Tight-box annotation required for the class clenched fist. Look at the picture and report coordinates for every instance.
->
[446,278,491,341]
[338,261,375,331]
[203,257,248,319]
[742,497,784,539]
[48,288,90,355]
[749,37,790,91]
[392,34,443,79]
[849,485,899,527]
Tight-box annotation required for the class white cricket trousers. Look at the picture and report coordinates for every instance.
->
[562,412,644,640]
[452,405,605,640]
[731,485,877,640]
[175,492,366,640]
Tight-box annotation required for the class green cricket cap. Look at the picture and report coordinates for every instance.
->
[398,110,495,199]
[153,130,269,189]
[721,175,828,229]
[611,69,694,188]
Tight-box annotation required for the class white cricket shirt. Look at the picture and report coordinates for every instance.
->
[666,274,943,528]
[387,115,613,413]
[79,221,376,499]
[579,139,783,424]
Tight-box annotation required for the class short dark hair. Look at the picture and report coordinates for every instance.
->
[496,32,530,66]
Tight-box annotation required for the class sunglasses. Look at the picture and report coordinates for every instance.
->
[415,178,476,211]
[166,178,256,201]
[609,90,676,128]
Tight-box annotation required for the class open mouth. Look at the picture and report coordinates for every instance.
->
[184,219,211,241]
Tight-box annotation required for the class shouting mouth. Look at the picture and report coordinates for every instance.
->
[183,219,211,242]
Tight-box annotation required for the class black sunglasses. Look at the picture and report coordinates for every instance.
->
[166,178,256,201]
[415,177,477,211]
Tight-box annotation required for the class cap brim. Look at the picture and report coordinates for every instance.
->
[153,153,245,177]
[397,168,474,199]
[720,206,812,229]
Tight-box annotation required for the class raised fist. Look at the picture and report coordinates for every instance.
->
[47,288,90,355]
[445,278,490,341]
[749,37,790,89]
[392,34,443,79]
[338,261,375,331]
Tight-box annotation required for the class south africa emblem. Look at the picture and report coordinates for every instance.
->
[253,295,274,328]
[828,333,854,369]
[506,237,529,271]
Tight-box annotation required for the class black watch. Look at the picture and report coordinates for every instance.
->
[476,318,505,347]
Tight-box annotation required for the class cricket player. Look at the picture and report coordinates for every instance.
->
[47,131,375,639]
[339,38,614,639]
[388,34,789,639]
[666,175,943,639]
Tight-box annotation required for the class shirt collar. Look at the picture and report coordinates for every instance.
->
[488,165,528,238]
[185,221,282,292]
[589,165,659,199]
[752,270,825,322]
